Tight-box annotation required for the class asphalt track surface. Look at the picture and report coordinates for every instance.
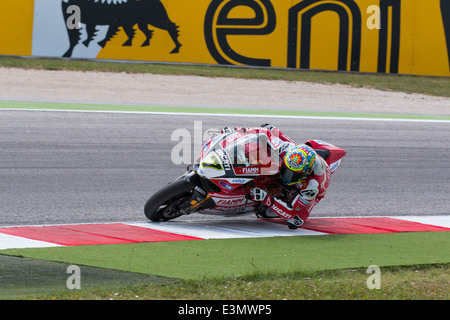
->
[1,110,449,227]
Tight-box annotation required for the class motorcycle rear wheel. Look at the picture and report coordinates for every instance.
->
[144,179,193,222]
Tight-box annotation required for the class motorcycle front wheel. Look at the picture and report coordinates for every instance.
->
[144,179,193,222]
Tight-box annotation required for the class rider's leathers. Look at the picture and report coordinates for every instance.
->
[235,126,331,226]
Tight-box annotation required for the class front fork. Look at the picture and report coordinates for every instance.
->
[179,170,216,215]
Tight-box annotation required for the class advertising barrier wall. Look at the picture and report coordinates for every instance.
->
[0,0,449,77]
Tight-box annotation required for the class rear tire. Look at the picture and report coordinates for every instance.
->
[144,179,193,222]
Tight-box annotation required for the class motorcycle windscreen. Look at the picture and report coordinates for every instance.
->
[224,133,272,168]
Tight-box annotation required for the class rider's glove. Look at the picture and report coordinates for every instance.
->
[250,187,267,201]
[250,188,273,207]
[286,215,304,230]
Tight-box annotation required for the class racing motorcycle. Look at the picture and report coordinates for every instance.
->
[144,129,346,222]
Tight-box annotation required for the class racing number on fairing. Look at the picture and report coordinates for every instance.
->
[201,155,224,171]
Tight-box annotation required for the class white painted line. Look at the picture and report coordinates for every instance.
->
[1,108,450,123]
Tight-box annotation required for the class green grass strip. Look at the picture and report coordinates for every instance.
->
[3,232,449,280]
[1,100,450,121]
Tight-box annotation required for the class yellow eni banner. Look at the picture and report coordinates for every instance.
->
[0,0,449,76]
[0,0,34,56]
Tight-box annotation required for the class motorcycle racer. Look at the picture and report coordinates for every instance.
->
[222,124,331,230]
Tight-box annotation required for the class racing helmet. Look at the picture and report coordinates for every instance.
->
[280,145,317,185]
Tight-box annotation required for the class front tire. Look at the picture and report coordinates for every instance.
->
[144,179,193,222]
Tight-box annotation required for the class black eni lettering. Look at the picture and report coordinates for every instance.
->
[204,0,276,66]
[204,0,411,75]
[287,0,362,71]
[377,0,401,74]
[440,0,450,72]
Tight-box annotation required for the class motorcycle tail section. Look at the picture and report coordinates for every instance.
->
[305,139,347,174]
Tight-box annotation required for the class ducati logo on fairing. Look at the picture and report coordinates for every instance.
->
[216,149,231,171]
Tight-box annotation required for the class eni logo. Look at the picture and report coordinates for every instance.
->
[205,0,406,74]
